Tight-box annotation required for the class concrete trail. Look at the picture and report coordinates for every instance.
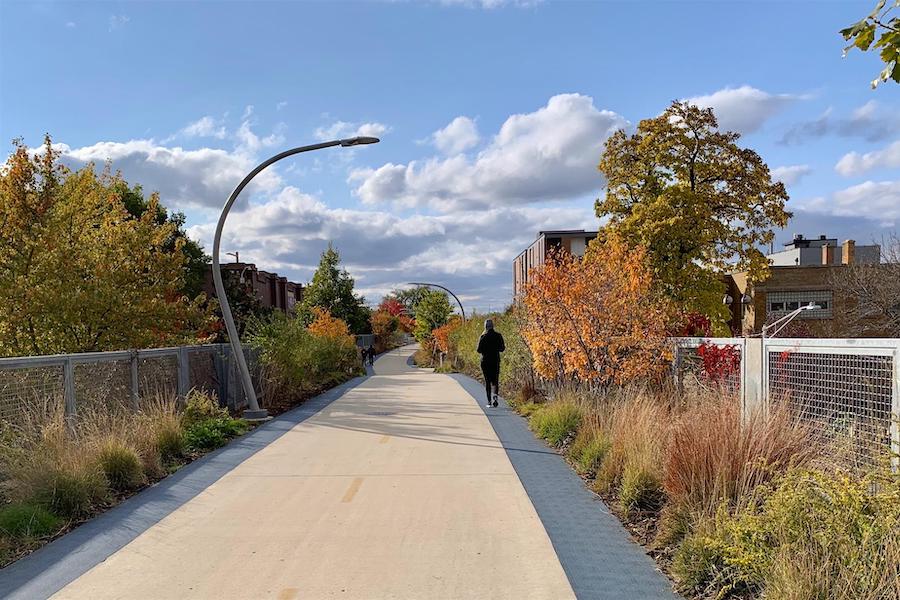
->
[2,344,677,600]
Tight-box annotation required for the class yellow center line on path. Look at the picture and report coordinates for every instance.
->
[341,477,364,503]
[379,435,391,444]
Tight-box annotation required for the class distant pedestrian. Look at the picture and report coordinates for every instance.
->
[476,319,505,408]
[367,345,376,365]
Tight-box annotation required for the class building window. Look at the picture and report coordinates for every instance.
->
[767,290,833,319]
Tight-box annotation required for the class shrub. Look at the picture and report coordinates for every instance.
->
[568,423,610,477]
[595,393,667,497]
[530,400,582,447]
[8,423,108,519]
[155,419,186,465]
[182,389,228,427]
[620,453,664,512]
[673,467,900,598]
[662,397,816,541]
[96,440,144,493]
[184,417,248,452]
[247,312,361,406]
[0,504,61,539]
[27,462,108,519]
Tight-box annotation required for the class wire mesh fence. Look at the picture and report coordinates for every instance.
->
[766,341,897,470]
[0,344,260,428]
[673,337,900,470]
[672,337,744,397]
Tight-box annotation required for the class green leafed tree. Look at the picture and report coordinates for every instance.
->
[299,244,371,334]
[387,286,430,315]
[413,290,453,342]
[596,101,790,331]
[115,181,210,298]
[841,0,900,88]
[0,137,215,356]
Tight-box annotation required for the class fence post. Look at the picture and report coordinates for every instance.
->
[130,350,140,410]
[63,358,76,426]
[742,338,765,423]
[177,347,190,399]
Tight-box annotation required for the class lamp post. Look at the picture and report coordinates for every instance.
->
[761,302,821,339]
[723,293,753,335]
[213,136,380,420]
[406,282,466,323]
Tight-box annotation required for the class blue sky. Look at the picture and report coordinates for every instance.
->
[2,0,899,311]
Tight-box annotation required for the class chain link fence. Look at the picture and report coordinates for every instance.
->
[0,344,260,428]
[673,337,900,470]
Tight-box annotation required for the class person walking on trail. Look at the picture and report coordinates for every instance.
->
[367,345,376,366]
[476,319,505,408]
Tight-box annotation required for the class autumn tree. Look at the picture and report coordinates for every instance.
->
[308,306,353,342]
[0,137,213,356]
[841,0,900,88]
[413,290,453,343]
[370,309,399,352]
[597,101,790,330]
[117,181,210,298]
[377,297,405,317]
[432,317,462,354]
[299,244,371,334]
[389,287,430,315]
[522,234,670,385]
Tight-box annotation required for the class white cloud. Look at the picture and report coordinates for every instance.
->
[686,85,798,134]
[235,120,285,153]
[314,120,389,141]
[798,180,900,224]
[350,93,626,212]
[108,15,129,31]
[52,139,282,211]
[186,186,595,307]
[835,140,900,177]
[432,116,480,154]
[65,21,76,28]
[771,164,812,187]
[276,101,288,111]
[179,116,227,140]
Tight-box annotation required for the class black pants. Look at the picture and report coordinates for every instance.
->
[481,361,500,402]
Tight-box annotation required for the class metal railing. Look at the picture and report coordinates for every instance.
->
[673,337,900,469]
[0,344,260,426]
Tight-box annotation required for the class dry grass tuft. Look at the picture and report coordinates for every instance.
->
[663,398,818,530]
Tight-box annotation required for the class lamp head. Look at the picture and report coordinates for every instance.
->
[722,294,733,306]
[340,136,380,147]
[741,294,753,305]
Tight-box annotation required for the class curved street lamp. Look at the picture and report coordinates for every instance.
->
[406,282,466,323]
[214,136,380,420]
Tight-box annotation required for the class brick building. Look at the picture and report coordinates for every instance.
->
[203,263,303,313]
[725,235,881,336]
[512,230,598,297]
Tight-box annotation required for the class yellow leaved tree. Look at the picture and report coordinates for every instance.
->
[0,137,214,357]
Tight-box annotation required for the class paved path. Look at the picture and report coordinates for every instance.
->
[1,345,676,600]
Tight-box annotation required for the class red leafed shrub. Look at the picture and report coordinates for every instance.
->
[696,342,741,382]
[680,313,712,337]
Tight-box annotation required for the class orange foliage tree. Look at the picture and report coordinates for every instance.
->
[522,233,671,385]
[307,307,354,343]
[370,309,399,352]
[432,317,463,354]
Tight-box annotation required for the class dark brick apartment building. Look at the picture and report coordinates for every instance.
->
[203,263,303,313]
